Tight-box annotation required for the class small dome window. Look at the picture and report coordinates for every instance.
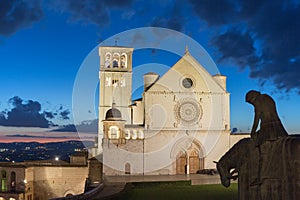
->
[109,126,120,139]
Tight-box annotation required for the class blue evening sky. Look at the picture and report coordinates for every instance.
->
[0,0,299,135]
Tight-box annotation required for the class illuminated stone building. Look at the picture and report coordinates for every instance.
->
[98,46,246,175]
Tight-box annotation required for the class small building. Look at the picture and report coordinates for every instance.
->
[0,153,102,200]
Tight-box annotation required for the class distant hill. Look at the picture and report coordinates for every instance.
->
[0,140,95,162]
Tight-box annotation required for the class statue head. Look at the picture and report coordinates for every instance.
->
[214,161,231,187]
[245,90,260,104]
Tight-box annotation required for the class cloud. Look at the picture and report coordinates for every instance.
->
[7,134,68,139]
[53,119,98,133]
[211,29,260,69]
[53,105,70,120]
[49,0,134,26]
[0,0,43,36]
[103,0,133,7]
[44,111,54,119]
[151,0,186,32]
[0,96,70,128]
[121,10,136,20]
[189,0,300,93]
[188,0,238,26]
[0,0,134,36]
[59,109,70,120]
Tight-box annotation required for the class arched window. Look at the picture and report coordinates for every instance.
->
[10,171,16,192]
[109,126,120,139]
[105,53,111,68]
[113,60,118,68]
[125,163,131,174]
[1,170,7,192]
[113,53,120,68]
[132,130,137,140]
[138,130,144,139]
[125,130,131,140]
[121,53,127,68]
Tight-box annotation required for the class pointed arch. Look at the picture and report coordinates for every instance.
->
[170,137,205,159]
[171,137,205,174]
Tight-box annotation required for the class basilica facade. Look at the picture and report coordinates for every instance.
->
[98,46,245,176]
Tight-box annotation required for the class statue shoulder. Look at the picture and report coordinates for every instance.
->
[258,94,275,104]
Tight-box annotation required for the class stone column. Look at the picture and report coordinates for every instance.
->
[186,155,190,175]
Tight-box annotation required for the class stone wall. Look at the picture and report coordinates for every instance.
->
[32,166,88,200]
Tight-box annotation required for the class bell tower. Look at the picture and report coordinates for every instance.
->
[98,46,134,153]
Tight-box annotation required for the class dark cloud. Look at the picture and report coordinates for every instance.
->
[44,111,54,119]
[103,0,133,7]
[50,0,134,26]
[189,0,300,93]
[53,124,77,132]
[231,128,238,133]
[211,29,260,69]
[7,134,68,139]
[0,0,43,36]
[53,119,98,133]
[188,0,238,26]
[0,96,70,128]
[0,0,135,36]
[59,109,70,120]
[151,0,186,32]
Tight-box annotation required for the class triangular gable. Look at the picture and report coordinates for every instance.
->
[146,52,226,93]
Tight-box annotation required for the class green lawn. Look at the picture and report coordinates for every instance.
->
[123,182,238,200]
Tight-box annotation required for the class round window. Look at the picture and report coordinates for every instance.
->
[182,78,193,88]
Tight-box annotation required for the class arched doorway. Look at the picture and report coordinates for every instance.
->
[173,138,205,174]
[176,150,202,174]
[188,150,200,174]
[125,163,131,174]
[176,151,187,174]
[10,172,16,192]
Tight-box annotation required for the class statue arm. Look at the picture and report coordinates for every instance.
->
[251,110,260,137]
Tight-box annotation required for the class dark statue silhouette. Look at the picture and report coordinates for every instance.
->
[215,90,300,200]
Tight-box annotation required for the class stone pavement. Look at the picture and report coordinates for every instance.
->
[105,174,222,185]
[90,182,126,200]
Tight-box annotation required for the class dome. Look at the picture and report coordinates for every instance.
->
[105,103,122,120]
